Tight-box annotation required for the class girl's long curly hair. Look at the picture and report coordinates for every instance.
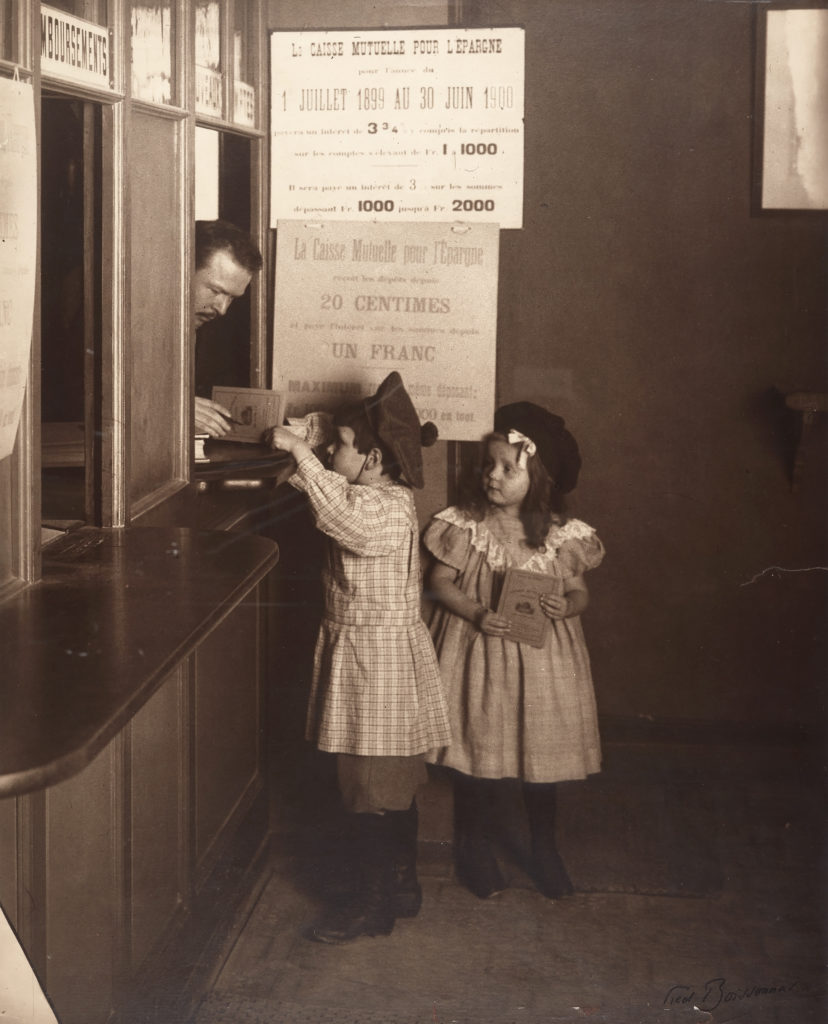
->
[458,432,567,549]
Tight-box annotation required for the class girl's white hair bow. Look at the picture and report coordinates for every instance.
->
[506,428,536,468]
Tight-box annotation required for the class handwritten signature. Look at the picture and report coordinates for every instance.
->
[663,977,800,1012]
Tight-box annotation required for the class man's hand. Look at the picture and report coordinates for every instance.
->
[195,397,233,438]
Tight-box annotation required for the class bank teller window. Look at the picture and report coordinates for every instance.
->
[194,130,254,398]
[40,97,102,527]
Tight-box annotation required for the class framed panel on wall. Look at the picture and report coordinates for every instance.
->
[756,4,828,212]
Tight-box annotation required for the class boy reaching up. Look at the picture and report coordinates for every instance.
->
[266,372,449,943]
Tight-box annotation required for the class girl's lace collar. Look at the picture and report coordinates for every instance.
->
[436,506,593,571]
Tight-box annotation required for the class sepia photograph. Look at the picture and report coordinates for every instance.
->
[0,2,826,1024]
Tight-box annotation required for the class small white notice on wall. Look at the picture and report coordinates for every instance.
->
[270,28,524,228]
[762,9,828,210]
[272,220,499,441]
[0,78,37,463]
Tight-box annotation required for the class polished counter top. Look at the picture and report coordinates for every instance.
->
[138,444,296,532]
[0,525,279,798]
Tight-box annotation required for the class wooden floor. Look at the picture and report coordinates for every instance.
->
[188,739,826,1024]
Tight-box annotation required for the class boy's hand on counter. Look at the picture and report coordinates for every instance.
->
[264,425,312,461]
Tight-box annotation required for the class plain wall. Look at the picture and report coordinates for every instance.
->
[479,0,827,729]
[267,0,827,732]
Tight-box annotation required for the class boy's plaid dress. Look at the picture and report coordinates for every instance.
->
[291,453,451,757]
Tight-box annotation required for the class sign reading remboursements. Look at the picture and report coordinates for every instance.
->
[272,220,499,441]
[270,29,524,228]
[41,5,111,90]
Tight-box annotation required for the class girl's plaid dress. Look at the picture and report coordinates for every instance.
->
[290,453,451,757]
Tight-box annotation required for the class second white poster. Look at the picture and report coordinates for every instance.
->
[272,220,499,441]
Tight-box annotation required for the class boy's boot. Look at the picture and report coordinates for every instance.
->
[387,800,422,918]
[523,782,573,899]
[310,813,396,943]
[453,774,505,899]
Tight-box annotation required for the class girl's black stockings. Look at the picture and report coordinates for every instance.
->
[453,774,505,899]
[522,782,573,899]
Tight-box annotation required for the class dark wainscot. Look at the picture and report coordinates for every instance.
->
[0,522,279,1024]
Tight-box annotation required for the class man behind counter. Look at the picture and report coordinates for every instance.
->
[193,219,264,437]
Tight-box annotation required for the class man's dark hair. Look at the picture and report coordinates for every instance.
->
[195,219,263,274]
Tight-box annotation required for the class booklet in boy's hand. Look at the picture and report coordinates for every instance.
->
[211,387,285,444]
[497,568,562,648]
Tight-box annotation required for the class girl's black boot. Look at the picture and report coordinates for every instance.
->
[523,782,573,899]
[453,774,505,899]
[388,800,422,918]
[310,813,396,943]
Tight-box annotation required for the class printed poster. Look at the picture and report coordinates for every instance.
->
[0,77,37,461]
[270,28,524,228]
[272,220,499,441]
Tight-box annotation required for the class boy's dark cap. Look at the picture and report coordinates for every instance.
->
[364,372,438,489]
[494,401,581,492]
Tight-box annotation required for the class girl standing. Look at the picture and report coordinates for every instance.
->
[423,402,604,900]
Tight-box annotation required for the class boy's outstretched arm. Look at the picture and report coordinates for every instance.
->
[266,425,313,463]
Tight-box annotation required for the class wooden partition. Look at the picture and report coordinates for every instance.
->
[44,742,123,1024]
[127,109,188,517]
[128,667,188,972]
[0,457,13,586]
[0,796,17,921]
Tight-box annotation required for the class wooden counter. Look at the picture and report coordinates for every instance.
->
[0,523,279,1024]
[0,526,278,798]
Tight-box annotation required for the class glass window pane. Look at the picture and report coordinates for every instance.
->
[44,1,107,27]
[131,3,175,105]
[0,1,17,63]
[196,0,223,118]
[232,0,255,126]
[195,127,219,220]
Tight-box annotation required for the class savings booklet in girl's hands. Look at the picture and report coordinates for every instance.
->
[497,569,563,647]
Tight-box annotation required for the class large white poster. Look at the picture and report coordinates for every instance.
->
[270,28,524,228]
[0,78,37,462]
[272,220,499,441]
